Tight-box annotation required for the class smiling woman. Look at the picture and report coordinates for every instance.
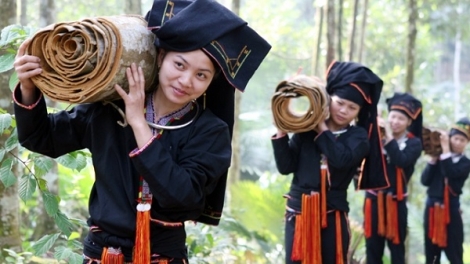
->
[12,0,271,263]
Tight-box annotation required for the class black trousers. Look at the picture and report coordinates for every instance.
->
[284,210,349,264]
[423,200,463,264]
[364,196,408,264]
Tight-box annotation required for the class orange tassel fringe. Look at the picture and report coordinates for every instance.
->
[385,193,400,244]
[291,214,303,261]
[133,208,151,264]
[430,203,448,247]
[335,211,344,264]
[101,247,124,264]
[396,168,404,201]
[377,191,386,236]
[364,198,372,238]
[292,193,322,263]
[321,167,328,228]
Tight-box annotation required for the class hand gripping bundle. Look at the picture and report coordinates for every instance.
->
[271,75,329,133]
[27,15,158,103]
[422,127,443,156]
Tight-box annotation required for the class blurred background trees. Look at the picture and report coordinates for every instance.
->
[1,0,470,263]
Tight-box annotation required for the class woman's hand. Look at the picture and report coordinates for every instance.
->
[115,63,147,128]
[13,38,42,104]
[115,63,153,148]
[439,132,450,154]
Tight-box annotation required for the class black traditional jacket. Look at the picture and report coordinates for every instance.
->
[421,154,470,200]
[272,126,369,212]
[14,89,231,258]
[373,133,422,196]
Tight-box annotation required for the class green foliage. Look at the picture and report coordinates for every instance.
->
[0,25,36,76]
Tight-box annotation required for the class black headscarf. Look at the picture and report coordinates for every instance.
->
[386,92,423,140]
[326,61,389,190]
[145,0,271,225]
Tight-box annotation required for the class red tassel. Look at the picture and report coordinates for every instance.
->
[444,180,450,224]
[133,205,151,264]
[335,211,344,264]
[391,199,400,244]
[396,168,404,201]
[291,214,303,261]
[321,167,328,228]
[101,247,124,264]
[364,198,372,238]
[377,191,386,236]
[428,207,434,240]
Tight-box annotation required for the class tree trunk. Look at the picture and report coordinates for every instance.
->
[312,3,324,76]
[326,0,335,68]
[0,0,21,261]
[337,0,344,61]
[124,0,142,15]
[453,31,461,119]
[358,0,369,63]
[348,0,360,62]
[226,0,241,209]
[20,0,27,25]
[404,0,417,94]
[39,0,55,27]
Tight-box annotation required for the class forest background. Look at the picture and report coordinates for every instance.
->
[1,0,470,263]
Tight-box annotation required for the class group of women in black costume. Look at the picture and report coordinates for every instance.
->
[272,62,470,264]
[11,0,470,263]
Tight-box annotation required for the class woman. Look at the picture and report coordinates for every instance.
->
[421,118,470,264]
[12,0,271,263]
[272,61,386,264]
[364,92,423,264]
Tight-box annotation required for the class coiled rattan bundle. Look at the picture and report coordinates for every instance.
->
[422,127,443,156]
[27,15,158,103]
[271,75,329,133]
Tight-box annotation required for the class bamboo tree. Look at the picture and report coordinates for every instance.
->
[0,1,21,261]
[326,0,335,68]
[312,3,324,76]
[337,0,344,61]
[358,0,369,63]
[405,0,418,94]
[348,0,360,61]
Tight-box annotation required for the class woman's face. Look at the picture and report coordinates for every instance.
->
[388,110,411,135]
[158,49,216,107]
[329,95,361,127]
[450,133,468,154]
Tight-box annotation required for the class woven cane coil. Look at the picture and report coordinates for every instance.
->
[27,15,158,103]
[422,127,443,156]
[271,75,329,133]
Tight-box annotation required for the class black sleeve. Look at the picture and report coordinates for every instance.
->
[14,88,90,158]
[384,137,422,168]
[440,157,470,179]
[131,115,231,212]
[271,133,301,175]
[421,163,437,186]
[314,128,370,169]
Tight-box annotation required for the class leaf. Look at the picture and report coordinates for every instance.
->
[53,246,73,261]
[4,128,18,151]
[9,70,18,91]
[41,191,59,216]
[52,211,73,237]
[34,156,54,178]
[30,233,61,256]
[19,174,37,201]
[0,114,12,134]
[0,25,23,46]
[37,178,48,191]
[67,252,83,264]
[0,148,5,162]
[0,53,15,73]
[55,153,77,170]
[0,158,17,187]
